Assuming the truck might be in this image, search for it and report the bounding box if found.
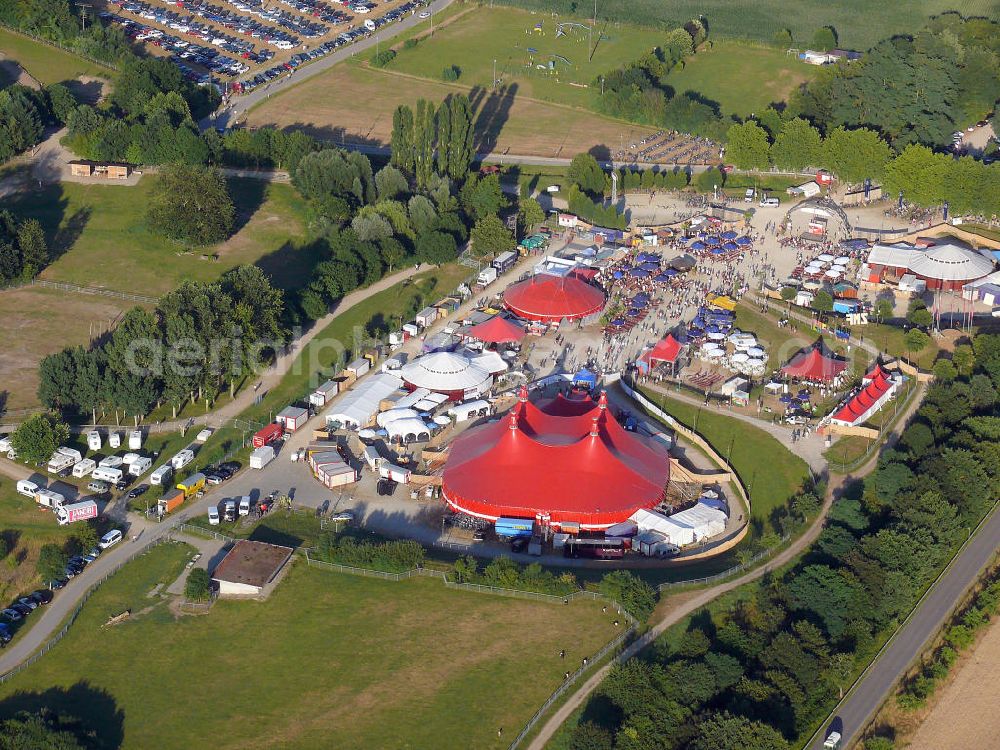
[477,266,498,286]
[252,423,284,448]
[129,456,152,477]
[72,458,97,478]
[177,473,206,499]
[34,489,66,510]
[170,450,194,470]
[56,500,98,526]
[157,489,185,516]
[86,430,102,450]
[149,464,173,486]
[250,445,276,469]
[47,452,75,475]
[492,251,516,274]
[92,466,123,484]
[128,430,142,450]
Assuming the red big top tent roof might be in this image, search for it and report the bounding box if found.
[467,316,526,344]
[780,345,848,382]
[502,273,606,323]
[441,388,670,529]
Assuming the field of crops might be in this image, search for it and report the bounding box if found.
[490,0,1000,50]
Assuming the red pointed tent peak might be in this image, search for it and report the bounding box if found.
[518,384,529,402]
[598,390,609,410]
[645,333,683,364]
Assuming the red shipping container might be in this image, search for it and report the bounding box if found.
[252,423,284,448]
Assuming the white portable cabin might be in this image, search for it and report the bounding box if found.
[35,488,66,509]
[346,358,371,378]
[363,445,381,471]
[309,380,339,408]
[149,464,173,486]
[72,458,97,478]
[128,430,143,450]
[108,431,121,449]
[276,406,309,432]
[91,466,123,483]
[250,445,276,469]
[16,480,38,497]
[378,463,411,484]
[446,399,493,424]
[129,456,152,476]
[415,306,439,328]
[171,450,195,470]
[402,322,419,338]
[86,430,102,450]
[98,455,123,469]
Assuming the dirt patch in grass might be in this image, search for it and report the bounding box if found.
[0,285,135,410]
[249,62,652,158]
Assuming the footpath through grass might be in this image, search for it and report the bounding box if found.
[639,387,811,529]
[0,27,113,85]
[0,543,615,750]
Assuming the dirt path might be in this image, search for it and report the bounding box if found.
[906,616,1000,750]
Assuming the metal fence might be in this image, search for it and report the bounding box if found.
[0,535,173,684]
[658,533,791,591]
[18,278,158,304]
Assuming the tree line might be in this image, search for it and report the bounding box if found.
[0,209,48,284]
[1,0,132,65]
[566,336,1000,750]
[0,83,74,164]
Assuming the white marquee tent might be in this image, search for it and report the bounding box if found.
[324,373,403,429]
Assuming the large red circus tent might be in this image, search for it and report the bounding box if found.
[441,387,670,529]
[502,273,606,323]
[781,344,848,383]
[467,315,526,344]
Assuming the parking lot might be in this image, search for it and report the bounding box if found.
[100,0,427,93]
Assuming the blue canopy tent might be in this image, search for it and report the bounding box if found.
[721,230,738,240]
[573,369,598,388]
[640,261,660,271]
[736,236,752,246]
[723,242,739,251]
[613,270,624,279]
[691,241,706,251]
[610,318,625,326]
[628,267,651,278]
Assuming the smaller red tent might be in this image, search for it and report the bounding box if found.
[637,334,683,374]
[467,316,526,345]
[781,346,848,382]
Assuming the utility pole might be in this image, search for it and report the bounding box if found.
[493,58,497,90]
[589,0,597,60]
[76,2,92,31]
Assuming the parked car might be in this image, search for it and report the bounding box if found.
[10,602,32,617]
[88,480,109,493]
[0,623,12,646]
[222,499,236,522]
[219,461,241,474]
[17,596,38,611]
[330,511,354,523]
[30,590,53,606]
[68,556,87,569]
[207,505,220,525]
[205,473,224,486]
[0,608,21,623]
[82,553,99,565]
[127,484,149,499]
[49,579,67,591]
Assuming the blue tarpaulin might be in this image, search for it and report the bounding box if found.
[574,369,597,386]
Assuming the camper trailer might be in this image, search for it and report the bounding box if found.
[72,459,96,478]
[149,465,173,486]
[86,430,102,450]
[128,430,142,450]
[129,456,152,477]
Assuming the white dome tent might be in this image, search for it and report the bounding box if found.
[399,350,493,399]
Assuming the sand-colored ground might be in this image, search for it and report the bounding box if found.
[248,62,654,159]
[907,615,1000,750]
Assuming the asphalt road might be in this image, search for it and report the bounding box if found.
[807,502,1000,750]
[204,0,457,132]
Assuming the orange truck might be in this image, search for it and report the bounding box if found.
[157,489,184,516]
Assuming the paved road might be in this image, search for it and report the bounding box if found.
[806,502,1000,750]
[204,0,458,132]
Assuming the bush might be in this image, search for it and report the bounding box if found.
[370,49,396,68]
[694,167,724,193]
[185,568,211,600]
[441,65,461,82]
[598,570,657,622]
[454,555,579,596]
[403,38,418,49]
[315,534,425,573]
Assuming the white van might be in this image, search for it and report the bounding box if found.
[16,479,38,497]
[171,449,195,470]
[72,458,96,478]
[98,455,123,469]
[207,505,220,525]
[759,196,780,207]
[92,466,123,484]
[86,430,102,450]
[129,457,152,477]
[0,437,12,454]
[98,529,123,549]
[238,496,251,516]
[128,431,142,450]
[744,188,755,203]
[363,18,376,31]
[149,465,173,486]
[108,432,121,449]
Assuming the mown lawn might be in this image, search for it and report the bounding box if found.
[241,264,470,422]
[640,388,811,528]
[3,176,313,297]
[864,322,939,369]
[0,28,112,86]
[0,543,614,750]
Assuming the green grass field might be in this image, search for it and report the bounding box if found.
[2,176,313,297]
[666,41,815,117]
[490,0,1000,50]
[0,27,113,86]
[0,543,614,750]
[384,7,667,110]
[242,264,470,422]
[640,388,811,528]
